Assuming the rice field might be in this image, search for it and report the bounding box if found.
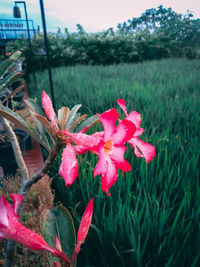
[28,58,200,267]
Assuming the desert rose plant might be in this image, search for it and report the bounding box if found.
[0,52,155,266]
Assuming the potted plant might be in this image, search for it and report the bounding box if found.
[0,128,29,175]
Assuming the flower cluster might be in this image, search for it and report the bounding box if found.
[42,91,156,196]
[0,92,155,263]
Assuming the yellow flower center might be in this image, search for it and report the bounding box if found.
[104,140,112,154]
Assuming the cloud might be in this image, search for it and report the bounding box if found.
[1,0,200,33]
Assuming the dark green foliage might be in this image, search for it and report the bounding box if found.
[118,5,200,47]
[28,59,200,266]
[5,6,200,72]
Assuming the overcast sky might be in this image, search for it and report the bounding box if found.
[0,0,199,33]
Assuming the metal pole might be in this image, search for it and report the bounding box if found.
[14,1,31,46]
[39,0,56,111]
[14,1,35,80]
[23,2,31,45]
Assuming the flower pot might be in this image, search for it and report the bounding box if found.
[0,129,29,175]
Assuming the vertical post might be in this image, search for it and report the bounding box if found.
[39,0,56,111]
[14,1,34,79]
[23,2,31,45]
[14,1,31,46]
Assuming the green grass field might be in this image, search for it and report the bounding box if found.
[28,58,200,267]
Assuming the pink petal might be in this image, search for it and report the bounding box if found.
[74,145,90,155]
[101,157,118,196]
[0,196,8,227]
[59,143,79,187]
[0,197,50,251]
[55,235,62,252]
[116,99,128,116]
[12,221,52,251]
[80,126,88,133]
[110,145,131,172]
[10,194,23,215]
[98,108,119,140]
[67,132,101,150]
[42,91,57,130]
[14,222,69,261]
[0,196,69,262]
[77,198,93,245]
[71,199,93,262]
[134,128,145,137]
[74,132,104,154]
[126,111,142,129]
[128,137,156,163]
[94,142,107,177]
[113,119,136,145]
[94,142,118,195]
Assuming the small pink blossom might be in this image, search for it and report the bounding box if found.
[117,99,156,163]
[6,52,12,57]
[71,198,93,262]
[42,90,57,131]
[59,142,79,187]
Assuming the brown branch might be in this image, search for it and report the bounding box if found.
[0,117,29,182]
[19,141,64,196]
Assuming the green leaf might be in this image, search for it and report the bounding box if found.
[76,114,99,132]
[67,113,80,129]
[69,114,87,131]
[25,99,56,147]
[0,104,51,152]
[57,107,70,130]
[41,206,76,260]
[24,98,45,116]
[0,72,23,93]
[9,50,22,61]
[33,113,57,141]
[31,114,54,150]
[0,51,22,78]
[65,104,81,129]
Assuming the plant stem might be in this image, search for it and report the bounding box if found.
[2,125,64,266]
[19,142,64,196]
[5,241,16,267]
[0,117,29,267]
[0,117,29,182]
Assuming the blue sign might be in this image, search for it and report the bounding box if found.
[0,19,35,41]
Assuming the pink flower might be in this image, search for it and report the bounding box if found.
[117,99,156,163]
[71,198,93,262]
[6,52,12,57]
[41,91,100,187]
[93,108,136,195]
[0,194,69,262]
